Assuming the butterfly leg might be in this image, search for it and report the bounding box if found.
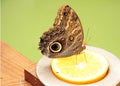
[83,51,87,63]
[79,51,87,63]
[75,55,78,65]
[81,45,87,63]
[75,51,87,65]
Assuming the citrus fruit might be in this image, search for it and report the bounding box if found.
[51,49,109,84]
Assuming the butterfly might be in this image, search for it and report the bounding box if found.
[39,5,85,58]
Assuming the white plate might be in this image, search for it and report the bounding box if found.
[36,46,120,86]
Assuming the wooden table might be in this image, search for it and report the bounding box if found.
[0,41,44,86]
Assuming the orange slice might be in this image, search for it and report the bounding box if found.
[51,50,109,84]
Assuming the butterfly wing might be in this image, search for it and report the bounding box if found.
[39,5,85,58]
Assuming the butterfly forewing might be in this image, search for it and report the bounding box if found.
[39,5,85,58]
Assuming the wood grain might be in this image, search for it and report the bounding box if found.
[24,63,44,86]
[0,41,34,86]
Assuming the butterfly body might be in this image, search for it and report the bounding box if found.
[39,5,85,58]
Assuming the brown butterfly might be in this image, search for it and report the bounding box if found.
[39,5,85,58]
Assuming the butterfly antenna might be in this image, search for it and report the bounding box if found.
[85,28,91,44]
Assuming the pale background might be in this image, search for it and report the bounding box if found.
[1,0,120,62]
